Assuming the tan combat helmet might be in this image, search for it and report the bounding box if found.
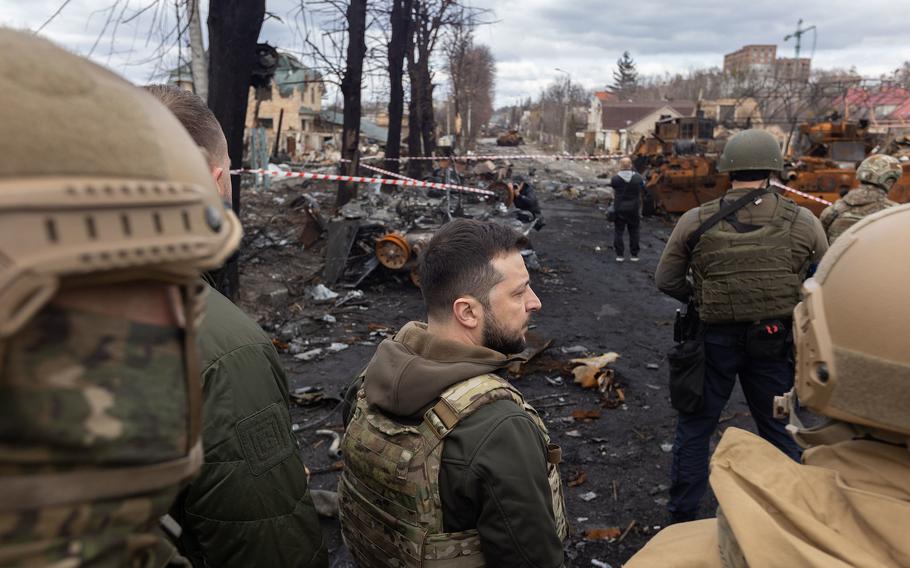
[786,203,910,442]
[0,29,242,337]
[855,154,903,191]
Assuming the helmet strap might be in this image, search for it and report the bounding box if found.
[775,389,909,449]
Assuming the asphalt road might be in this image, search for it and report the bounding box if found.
[270,186,761,567]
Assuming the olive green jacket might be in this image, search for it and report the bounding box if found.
[169,280,327,567]
[342,322,565,568]
[655,188,828,303]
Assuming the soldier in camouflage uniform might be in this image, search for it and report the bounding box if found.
[339,219,567,568]
[0,30,241,566]
[819,154,901,243]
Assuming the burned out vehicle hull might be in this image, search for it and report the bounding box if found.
[642,155,729,214]
[639,118,910,216]
[497,130,524,146]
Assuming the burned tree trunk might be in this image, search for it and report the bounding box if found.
[206,0,265,299]
[337,0,368,208]
[385,0,413,174]
[416,50,436,159]
[406,15,422,179]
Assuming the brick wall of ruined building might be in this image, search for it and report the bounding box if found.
[245,80,326,155]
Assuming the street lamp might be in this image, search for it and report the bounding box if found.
[555,68,571,153]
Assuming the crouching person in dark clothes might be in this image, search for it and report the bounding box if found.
[339,219,567,567]
[610,157,644,262]
[513,176,545,230]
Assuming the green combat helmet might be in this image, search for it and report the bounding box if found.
[0,29,241,566]
[856,154,903,191]
[718,129,783,173]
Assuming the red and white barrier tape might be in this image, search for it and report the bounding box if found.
[359,162,496,196]
[359,162,418,181]
[361,153,624,162]
[232,168,496,196]
[770,180,834,206]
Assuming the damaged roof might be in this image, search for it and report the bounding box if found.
[274,53,322,98]
[165,51,322,98]
[600,101,696,130]
[318,110,389,144]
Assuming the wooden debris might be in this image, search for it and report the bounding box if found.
[618,520,638,543]
[567,470,587,487]
[571,409,602,422]
[584,527,622,540]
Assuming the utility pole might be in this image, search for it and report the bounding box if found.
[784,18,816,59]
[555,68,571,152]
[186,0,207,101]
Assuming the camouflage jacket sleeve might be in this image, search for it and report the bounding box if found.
[440,400,565,568]
[819,204,836,233]
[655,209,700,303]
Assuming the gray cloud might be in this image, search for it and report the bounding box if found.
[4,0,908,107]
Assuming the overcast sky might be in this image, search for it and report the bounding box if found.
[4,0,909,106]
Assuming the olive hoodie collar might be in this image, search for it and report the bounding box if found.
[363,321,517,417]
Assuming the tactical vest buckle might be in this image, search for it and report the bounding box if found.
[423,398,460,440]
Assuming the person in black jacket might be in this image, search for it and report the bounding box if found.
[513,176,545,230]
[610,157,644,262]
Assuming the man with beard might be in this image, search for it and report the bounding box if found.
[338,219,567,568]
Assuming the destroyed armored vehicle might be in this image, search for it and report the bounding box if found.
[634,115,728,215]
[778,119,876,215]
[497,130,524,147]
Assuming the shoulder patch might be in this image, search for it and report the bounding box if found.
[236,402,295,476]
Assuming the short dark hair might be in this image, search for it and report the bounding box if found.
[419,219,528,318]
[144,84,226,164]
[730,169,772,182]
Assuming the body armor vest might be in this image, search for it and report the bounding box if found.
[338,374,567,568]
[691,195,802,323]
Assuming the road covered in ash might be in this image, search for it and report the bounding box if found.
[237,147,760,567]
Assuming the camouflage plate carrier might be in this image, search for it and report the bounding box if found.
[339,374,567,567]
[691,196,803,323]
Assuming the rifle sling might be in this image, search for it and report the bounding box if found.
[686,186,770,252]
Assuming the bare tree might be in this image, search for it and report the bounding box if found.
[296,1,387,205]
[445,24,494,151]
[338,0,368,207]
[207,0,265,298]
[385,0,413,173]
[531,80,588,151]
[406,0,458,174]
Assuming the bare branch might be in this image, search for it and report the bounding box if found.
[122,0,160,24]
[88,1,122,57]
[35,0,74,34]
